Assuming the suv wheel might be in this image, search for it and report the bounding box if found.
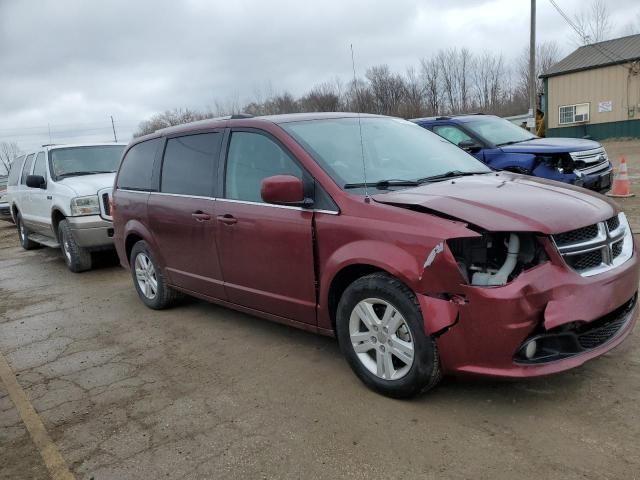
[336,273,442,398]
[16,213,38,250]
[58,219,92,272]
[130,241,178,310]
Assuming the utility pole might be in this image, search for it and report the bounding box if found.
[529,0,537,128]
[110,116,118,142]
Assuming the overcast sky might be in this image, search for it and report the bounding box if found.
[1,0,639,152]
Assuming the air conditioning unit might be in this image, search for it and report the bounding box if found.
[575,113,589,122]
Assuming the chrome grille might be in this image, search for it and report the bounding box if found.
[566,250,603,270]
[607,216,620,232]
[552,213,633,276]
[553,224,598,246]
[570,147,609,174]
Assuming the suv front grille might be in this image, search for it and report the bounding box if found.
[570,147,609,174]
[552,213,632,276]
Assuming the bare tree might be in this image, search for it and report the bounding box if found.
[398,67,426,118]
[473,52,506,112]
[421,56,442,115]
[299,82,342,112]
[134,108,215,137]
[366,65,407,116]
[517,41,560,109]
[0,141,22,175]
[573,0,612,44]
[621,13,640,36]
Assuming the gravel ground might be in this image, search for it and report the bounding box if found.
[1,141,640,479]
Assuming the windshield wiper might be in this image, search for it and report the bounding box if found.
[496,138,536,147]
[417,170,489,183]
[344,179,419,190]
[58,170,114,178]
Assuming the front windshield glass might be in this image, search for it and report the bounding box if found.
[50,145,125,179]
[281,117,490,191]
[464,116,536,146]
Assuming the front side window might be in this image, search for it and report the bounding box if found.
[32,152,47,179]
[161,133,222,197]
[464,116,536,146]
[225,131,302,203]
[8,155,25,186]
[432,125,474,147]
[281,117,489,192]
[117,139,161,191]
[20,154,35,184]
[50,145,125,180]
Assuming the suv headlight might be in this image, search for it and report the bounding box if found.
[70,196,100,216]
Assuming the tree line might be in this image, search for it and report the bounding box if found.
[135,42,560,137]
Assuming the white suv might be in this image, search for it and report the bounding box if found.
[7,143,126,272]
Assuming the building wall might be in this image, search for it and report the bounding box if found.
[546,65,640,129]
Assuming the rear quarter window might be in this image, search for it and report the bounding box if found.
[116,138,161,191]
[8,155,25,186]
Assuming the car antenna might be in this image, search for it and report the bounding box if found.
[351,43,370,203]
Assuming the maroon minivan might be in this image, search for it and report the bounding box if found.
[113,113,638,398]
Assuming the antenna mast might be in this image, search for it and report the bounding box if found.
[350,43,370,202]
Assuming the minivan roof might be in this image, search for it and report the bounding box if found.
[148,112,387,139]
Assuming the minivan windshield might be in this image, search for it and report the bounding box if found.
[50,145,125,180]
[464,116,536,146]
[282,117,491,192]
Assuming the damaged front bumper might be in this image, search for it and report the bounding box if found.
[420,247,639,378]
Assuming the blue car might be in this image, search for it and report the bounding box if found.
[412,114,613,193]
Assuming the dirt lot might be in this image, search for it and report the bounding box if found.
[2,140,640,480]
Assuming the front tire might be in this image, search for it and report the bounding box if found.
[336,273,442,398]
[16,213,38,250]
[130,241,178,310]
[58,219,92,272]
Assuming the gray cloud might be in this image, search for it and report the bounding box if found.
[1,0,639,150]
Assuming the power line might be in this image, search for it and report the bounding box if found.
[547,0,631,69]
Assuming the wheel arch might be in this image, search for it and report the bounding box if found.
[51,209,66,240]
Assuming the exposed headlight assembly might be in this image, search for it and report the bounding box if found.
[70,195,100,216]
[447,232,547,287]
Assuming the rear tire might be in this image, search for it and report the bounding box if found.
[58,219,92,272]
[130,241,178,310]
[336,273,442,398]
[16,213,38,250]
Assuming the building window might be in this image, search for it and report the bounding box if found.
[559,103,590,125]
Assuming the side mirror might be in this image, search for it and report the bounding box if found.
[458,140,482,153]
[26,175,46,189]
[261,175,310,206]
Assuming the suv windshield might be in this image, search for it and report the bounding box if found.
[50,145,125,180]
[282,117,490,191]
[464,116,536,146]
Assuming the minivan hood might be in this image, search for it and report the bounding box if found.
[58,173,115,196]
[500,137,601,154]
[373,173,617,233]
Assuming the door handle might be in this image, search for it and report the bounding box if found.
[217,214,237,225]
[192,211,211,222]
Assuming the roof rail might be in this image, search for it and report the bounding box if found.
[435,116,450,121]
[41,143,61,147]
[230,113,253,119]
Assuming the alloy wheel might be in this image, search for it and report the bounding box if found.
[349,298,415,380]
[135,252,158,299]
